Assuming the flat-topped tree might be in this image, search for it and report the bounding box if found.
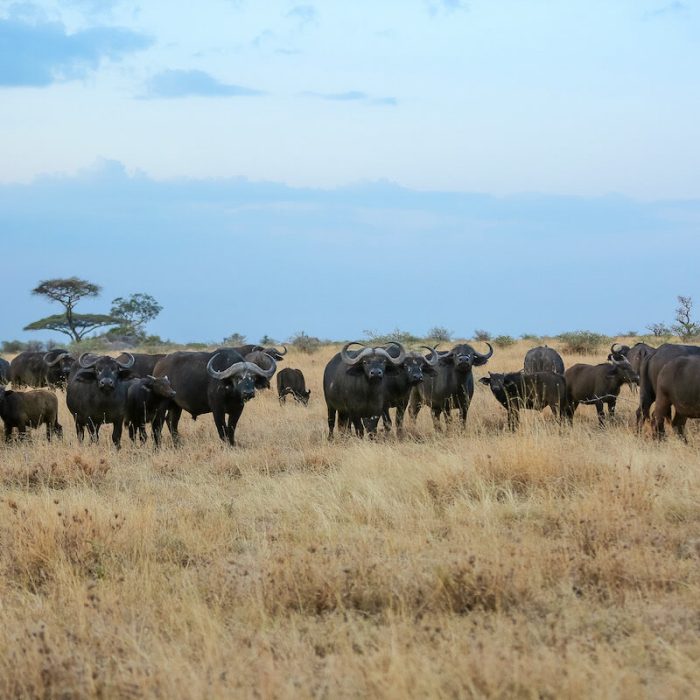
[24,277,119,343]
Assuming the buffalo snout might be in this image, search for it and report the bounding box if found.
[98,378,115,392]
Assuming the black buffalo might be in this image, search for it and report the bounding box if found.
[277,368,310,405]
[0,386,62,441]
[652,355,700,440]
[565,355,639,426]
[408,343,493,430]
[479,371,569,430]
[637,343,700,429]
[323,342,406,439]
[0,358,9,385]
[117,352,166,378]
[10,349,75,387]
[66,353,135,446]
[234,344,287,361]
[377,345,439,435]
[153,348,276,445]
[610,342,655,373]
[523,346,565,375]
[124,375,176,445]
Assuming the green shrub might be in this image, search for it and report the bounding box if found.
[289,331,322,354]
[473,329,491,342]
[557,330,609,355]
[493,335,516,348]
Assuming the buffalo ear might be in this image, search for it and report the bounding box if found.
[73,368,96,382]
[439,356,455,366]
[118,368,135,379]
[423,365,438,376]
[472,356,490,367]
[2,389,13,396]
[384,364,400,375]
[479,376,491,386]
[345,365,365,376]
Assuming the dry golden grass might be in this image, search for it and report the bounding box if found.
[0,341,699,699]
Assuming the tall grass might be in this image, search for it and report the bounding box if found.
[0,340,698,698]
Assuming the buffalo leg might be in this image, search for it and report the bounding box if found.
[607,398,617,421]
[138,425,148,443]
[327,407,337,440]
[431,407,443,431]
[50,421,62,441]
[595,401,605,428]
[353,417,365,438]
[212,407,228,442]
[408,391,422,422]
[382,409,393,433]
[128,422,137,443]
[75,420,86,442]
[338,412,351,435]
[166,405,183,446]
[671,413,688,442]
[226,404,245,446]
[111,421,123,449]
[395,403,407,436]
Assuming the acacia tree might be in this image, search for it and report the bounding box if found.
[109,293,162,339]
[672,296,699,339]
[24,277,118,343]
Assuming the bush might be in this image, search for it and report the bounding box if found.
[289,331,322,354]
[493,335,516,348]
[259,334,278,346]
[646,323,671,338]
[557,330,609,355]
[426,326,452,342]
[363,328,421,345]
[223,332,246,345]
[520,333,540,342]
[473,330,491,342]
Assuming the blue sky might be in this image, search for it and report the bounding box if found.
[0,1,698,342]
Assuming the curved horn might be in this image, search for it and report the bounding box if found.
[275,345,288,356]
[611,343,624,354]
[207,354,248,380]
[207,354,277,380]
[420,345,440,366]
[340,342,373,365]
[610,354,631,367]
[246,359,276,379]
[380,341,407,365]
[116,352,135,369]
[473,342,494,361]
[78,352,99,368]
[43,350,68,366]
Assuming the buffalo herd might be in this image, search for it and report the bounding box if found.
[1,339,700,446]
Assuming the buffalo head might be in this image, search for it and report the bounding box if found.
[340,342,407,381]
[207,353,277,403]
[74,352,135,393]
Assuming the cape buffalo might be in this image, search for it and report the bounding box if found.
[323,342,406,439]
[652,355,700,440]
[0,386,62,441]
[637,343,700,429]
[124,375,176,445]
[408,343,493,430]
[0,358,9,385]
[153,349,276,446]
[10,349,75,387]
[277,368,310,405]
[66,353,135,446]
[234,344,287,361]
[565,355,639,427]
[117,353,165,378]
[479,371,569,430]
[377,345,439,435]
[610,342,655,373]
[523,346,565,375]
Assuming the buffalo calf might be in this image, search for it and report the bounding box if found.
[277,368,310,405]
[480,371,569,430]
[0,386,62,441]
[125,375,176,445]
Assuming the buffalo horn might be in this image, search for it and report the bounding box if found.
[116,352,135,369]
[78,352,99,368]
[474,342,494,361]
[420,345,440,366]
[340,342,374,365]
[43,350,69,366]
[376,341,407,365]
[207,354,277,380]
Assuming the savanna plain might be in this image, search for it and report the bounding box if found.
[0,340,698,699]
